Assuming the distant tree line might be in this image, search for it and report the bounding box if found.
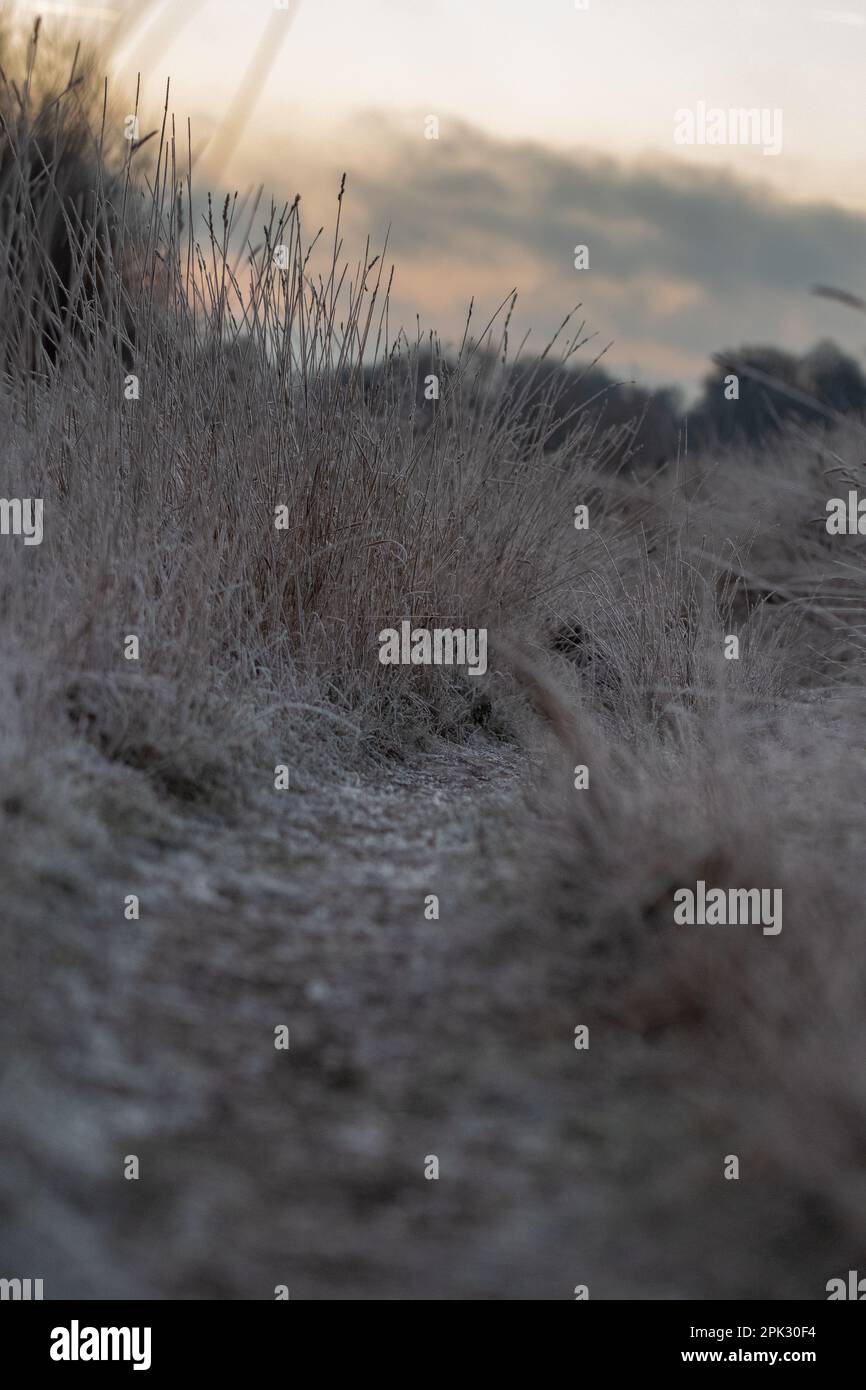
[527,338,866,463]
[389,338,866,468]
[686,340,866,449]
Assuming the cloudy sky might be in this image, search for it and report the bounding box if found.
[22,0,866,395]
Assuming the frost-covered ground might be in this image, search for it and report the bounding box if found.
[3,719,863,1300]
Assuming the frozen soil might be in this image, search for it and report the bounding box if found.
[0,739,855,1300]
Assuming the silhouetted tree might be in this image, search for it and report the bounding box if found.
[687,340,866,449]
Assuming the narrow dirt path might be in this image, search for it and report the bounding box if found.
[3,745,563,1299]
[0,742,841,1298]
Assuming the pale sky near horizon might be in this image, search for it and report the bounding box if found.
[14,0,866,393]
[88,0,866,202]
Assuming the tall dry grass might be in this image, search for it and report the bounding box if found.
[3,26,866,1298]
[0,29,631,819]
